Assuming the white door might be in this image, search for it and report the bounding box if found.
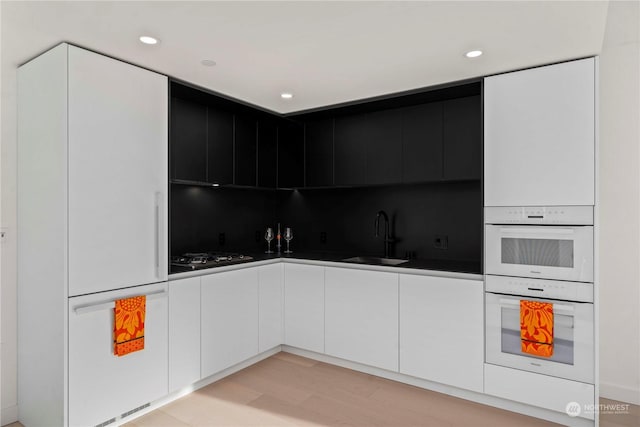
[201,268,259,378]
[484,58,595,207]
[68,282,168,427]
[169,277,201,392]
[399,274,484,392]
[283,263,325,353]
[258,263,283,352]
[325,267,398,371]
[67,46,168,296]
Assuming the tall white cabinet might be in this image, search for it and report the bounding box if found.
[484,58,595,207]
[17,43,168,426]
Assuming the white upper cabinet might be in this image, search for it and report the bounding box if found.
[484,58,595,207]
[67,46,168,296]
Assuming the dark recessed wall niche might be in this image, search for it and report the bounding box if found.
[276,182,482,264]
[171,184,277,256]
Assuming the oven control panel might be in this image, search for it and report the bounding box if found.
[485,275,593,303]
[484,206,593,225]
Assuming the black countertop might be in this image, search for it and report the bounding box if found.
[170,250,481,276]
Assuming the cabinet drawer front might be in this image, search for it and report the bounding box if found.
[68,283,168,427]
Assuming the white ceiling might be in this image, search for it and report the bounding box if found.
[2,1,610,114]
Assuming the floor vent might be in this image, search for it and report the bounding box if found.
[122,402,151,419]
[95,417,116,427]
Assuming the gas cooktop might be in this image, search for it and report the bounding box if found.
[170,252,253,272]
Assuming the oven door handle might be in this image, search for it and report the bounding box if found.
[497,298,575,314]
[499,227,575,235]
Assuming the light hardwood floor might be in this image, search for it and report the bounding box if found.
[6,352,639,426]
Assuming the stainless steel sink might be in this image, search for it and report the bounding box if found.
[341,256,409,266]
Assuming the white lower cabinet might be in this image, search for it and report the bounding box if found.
[325,267,399,371]
[201,268,259,378]
[68,282,168,427]
[284,263,325,352]
[259,264,284,352]
[399,274,484,392]
[484,364,595,420]
[169,277,201,392]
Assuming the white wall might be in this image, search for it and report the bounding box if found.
[598,0,640,405]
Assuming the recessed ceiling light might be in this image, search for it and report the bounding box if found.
[465,50,483,58]
[139,36,158,45]
[211,183,220,187]
[201,59,217,67]
[281,93,294,100]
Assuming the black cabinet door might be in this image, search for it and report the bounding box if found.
[365,109,402,185]
[171,97,207,182]
[207,107,234,184]
[278,121,305,188]
[334,114,367,186]
[443,96,481,180]
[305,118,334,187]
[401,102,443,182]
[234,114,257,186]
[257,119,278,188]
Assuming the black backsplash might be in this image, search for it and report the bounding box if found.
[276,182,482,262]
[171,184,277,255]
[171,181,482,268]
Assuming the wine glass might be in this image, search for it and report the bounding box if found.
[284,227,293,254]
[264,227,274,254]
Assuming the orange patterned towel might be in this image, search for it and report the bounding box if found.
[520,300,554,358]
[114,295,145,356]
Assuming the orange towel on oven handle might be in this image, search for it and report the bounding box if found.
[520,300,554,358]
[114,295,146,356]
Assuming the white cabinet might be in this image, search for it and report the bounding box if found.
[283,264,325,353]
[201,268,259,378]
[67,45,168,296]
[399,274,484,393]
[325,267,399,371]
[258,264,284,352]
[485,364,594,420]
[68,283,168,427]
[484,58,595,207]
[169,277,201,392]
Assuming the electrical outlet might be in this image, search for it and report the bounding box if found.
[255,230,261,243]
[434,235,448,249]
[219,232,226,245]
[320,231,327,244]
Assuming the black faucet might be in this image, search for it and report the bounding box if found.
[374,210,394,258]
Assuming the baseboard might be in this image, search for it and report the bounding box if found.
[1,404,19,426]
[600,382,640,405]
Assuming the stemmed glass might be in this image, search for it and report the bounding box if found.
[264,227,274,254]
[284,227,293,254]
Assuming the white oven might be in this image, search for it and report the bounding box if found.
[485,275,594,384]
[485,206,594,283]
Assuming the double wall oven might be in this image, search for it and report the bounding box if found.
[484,206,594,384]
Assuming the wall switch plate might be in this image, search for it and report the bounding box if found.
[434,235,448,249]
[219,232,226,245]
[320,231,327,244]
[255,230,261,243]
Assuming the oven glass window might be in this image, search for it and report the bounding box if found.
[501,307,574,365]
[501,238,574,268]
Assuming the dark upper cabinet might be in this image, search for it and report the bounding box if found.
[257,119,278,188]
[305,118,334,187]
[278,121,305,188]
[443,96,481,180]
[401,102,443,183]
[365,109,402,185]
[171,97,207,182]
[334,114,367,186]
[234,114,257,186]
[207,107,234,184]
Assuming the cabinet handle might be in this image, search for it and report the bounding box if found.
[73,290,168,315]
[155,192,164,279]
[498,227,575,235]
[497,298,574,314]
